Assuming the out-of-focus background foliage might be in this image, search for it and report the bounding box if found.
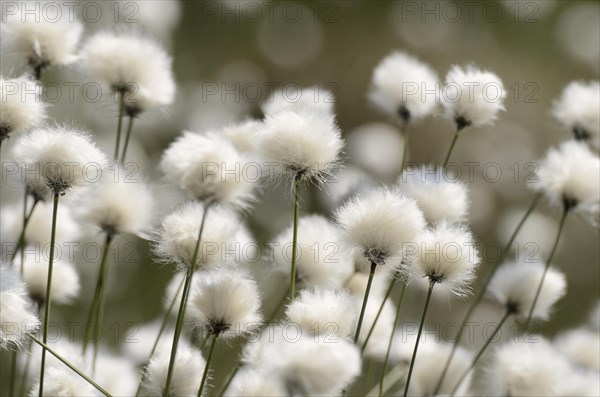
[1,0,599,392]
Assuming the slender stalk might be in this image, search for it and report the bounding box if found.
[92,234,114,373]
[289,177,301,302]
[431,192,542,395]
[18,346,33,396]
[403,280,435,397]
[449,310,511,397]
[362,278,397,353]
[399,129,410,173]
[197,334,217,397]
[367,364,405,397]
[29,335,113,397]
[524,209,568,325]
[9,349,17,396]
[114,91,125,160]
[354,261,378,344]
[11,197,39,265]
[119,115,135,164]
[217,364,239,397]
[379,285,406,396]
[38,193,59,397]
[443,129,461,169]
[163,203,212,396]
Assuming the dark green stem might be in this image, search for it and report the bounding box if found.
[443,129,461,169]
[217,363,240,397]
[353,261,378,344]
[362,278,397,353]
[11,197,39,265]
[92,233,115,373]
[197,334,217,397]
[119,115,135,164]
[9,349,17,396]
[379,284,406,396]
[114,91,125,160]
[289,177,301,302]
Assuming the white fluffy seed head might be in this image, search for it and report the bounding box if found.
[271,215,353,289]
[186,269,262,339]
[487,260,567,320]
[369,51,439,124]
[154,202,240,271]
[443,64,506,129]
[284,287,356,339]
[80,30,175,114]
[1,5,82,68]
[553,81,600,149]
[398,165,469,223]
[142,343,206,397]
[224,368,287,397]
[19,251,80,304]
[220,119,263,153]
[261,86,335,117]
[532,140,600,223]
[10,126,108,197]
[335,187,426,272]
[404,221,480,297]
[0,75,46,141]
[259,110,344,184]
[161,130,257,210]
[78,170,154,236]
[0,264,38,350]
[554,328,600,370]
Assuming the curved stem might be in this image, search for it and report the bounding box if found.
[379,284,406,396]
[38,193,59,397]
[449,310,511,397]
[524,209,568,325]
[119,115,135,164]
[11,197,39,265]
[354,261,378,344]
[443,129,460,169]
[289,177,301,302]
[197,334,217,397]
[432,192,542,395]
[362,278,397,353]
[114,91,125,160]
[163,203,212,396]
[403,280,435,397]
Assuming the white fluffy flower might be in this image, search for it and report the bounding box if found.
[404,221,480,297]
[398,165,469,223]
[0,265,38,349]
[30,365,96,396]
[261,86,335,117]
[224,368,287,397]
[10,127,108,197]
[285,287,356,339]
[532,140,600,221]
[259,110,343,184]
[0,75,46,141]
[369,51,439,123]
[154,202,239,271]
[161,130,257,210]
[78,170,154,236]
[80,31,175,115]
[487,260,567,320]
[271,215,353,288]
[335,187,426,272]
[554,328,600,370]
[443,65,505,129]
[220,119,263,153]
[142,344,206,397]
[1,5,82,70]
[20,251,80,304]
[186,269,262,338]
[553,81,600,149]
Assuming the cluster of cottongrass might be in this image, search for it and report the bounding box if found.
[0,6,598,397]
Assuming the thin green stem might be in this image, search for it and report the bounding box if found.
[114,91,125,160]
[217,364,239,397]
[367,364,404,397]
[443,129,461,169]
[92,234,114,374]
[29,335,113,397]
[197,334,217,397]
[399,129,410,174]
[38,193,59,397]
[11,197,39,265]
[9,349,17,396]
[362,278,397,353]
[119,115,135,164]
[163,203,212,397]
[524,209,568,325]
[403,280,435,397]
[379,284,406,396]
[289,178,301,302]
[431,192,542,395]
[18,343,33,397]
[449,310,511,397]
[354,261,378,344]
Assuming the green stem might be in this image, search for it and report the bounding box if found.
[18,345,33,396]
[114,91,125,160]
[29,335,113,397]
[431,192,542,395]
[11,197,39,265]
[367,364,404,397]
[92,233,115,374]
[163,203,212,397]
[354,261,378,344]
[449,310,511,397]
[9,349,17,397]
[524,209,568,325]
[38,193,59,397]
[362,278,397,353]
[379,285,406,397]
[289,177,301,302]
[403,280,435,397]
[443,129,460,169]
[217,364,239,397]
[119,115,135,164]
[197,334,217,397]
[399,128,410,174]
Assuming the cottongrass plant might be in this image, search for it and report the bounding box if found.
[553,81,600,149]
